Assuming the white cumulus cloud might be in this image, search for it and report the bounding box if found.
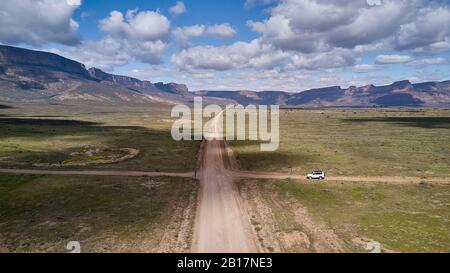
[171,39,288,71]
[244,0,450,69]
[353,64,380,73]
[376,54,414,64]
[0,0,81,46]
[64,9,171,70]
[169,1,186,16]
[99,9,170,42]
[173,23,236,41]
[408,57,448,67]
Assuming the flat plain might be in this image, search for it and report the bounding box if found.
[231,108,450,253]
[0,101,199,252]
[0,102,199,172]
[1,102,449,252]
[231,108,450,177]
[238,179,450,253]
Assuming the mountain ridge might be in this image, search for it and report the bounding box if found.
[1,44,449,107]
[197,80,450,107]
[0,45,196,105]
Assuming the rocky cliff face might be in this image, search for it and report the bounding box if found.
[0,45,90,78]
[154,82,189,94]
[88,68,159,92]
[0,45,191,104]
[287,86,345,105]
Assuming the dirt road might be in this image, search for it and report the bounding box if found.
[192,109,259,253]
[231,171,450,185]
[192,140,258,252]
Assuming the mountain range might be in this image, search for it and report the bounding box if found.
[1,44,449,107]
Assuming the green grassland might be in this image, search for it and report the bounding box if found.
[231,108,450,177]
[230,108,450,252]
[0,174,197,252]
[2,102,450,253]
[0,101,199,172]
[259,179,450,252]
[0,101,199,252]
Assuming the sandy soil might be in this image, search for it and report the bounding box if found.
[191,139,259,253]
[191,109,259,253]
[33,148,139,167]
[239,181,345,253]
[158,179,198,253]
[282,196,345,252]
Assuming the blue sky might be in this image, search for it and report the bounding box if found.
[75,0,264,42]
[1,0,449,91]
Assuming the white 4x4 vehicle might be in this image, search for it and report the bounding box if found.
[307,170,325,180]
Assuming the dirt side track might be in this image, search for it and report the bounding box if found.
[231,171,450,185]
[1,168,449,185]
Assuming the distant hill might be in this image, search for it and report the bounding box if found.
[198,80,450,108]
[1,44,449,107]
